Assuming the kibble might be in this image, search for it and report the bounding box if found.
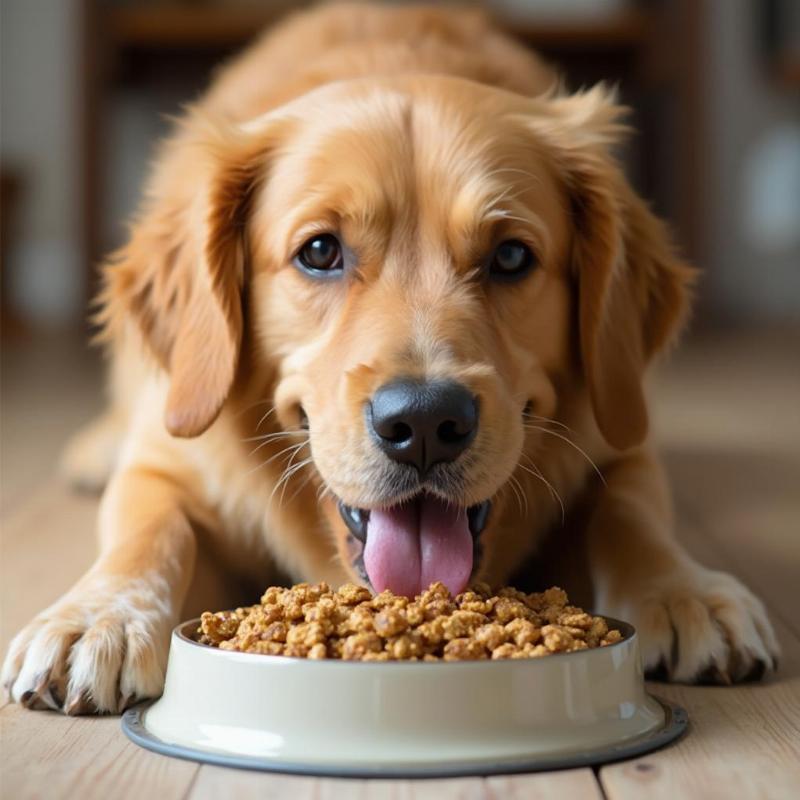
[198,582,623,661]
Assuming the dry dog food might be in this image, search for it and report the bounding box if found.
[198,582,622,661]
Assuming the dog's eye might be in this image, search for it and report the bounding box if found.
[296,234,343,274]
[489,240,536,280]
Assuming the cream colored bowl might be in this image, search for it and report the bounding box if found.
[122,618,686,777]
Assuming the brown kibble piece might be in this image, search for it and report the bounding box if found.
[308,643,327,659]
[602,629,624,646]
[490,642,519,659]
[199,611,241,644]
[505,618,541,647]
[493,598,534,624]
[338,583,373,605]
[374,608,409,637]
[542,624,574,652]
[200,581,622,661]
[385,632,424,659]
[475,623,507,651]
[443,638,487,660]
[342,632,383,660]
[442,610,487,640]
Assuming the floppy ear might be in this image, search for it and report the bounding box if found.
[99,116,283,437]
[536,86,696,450]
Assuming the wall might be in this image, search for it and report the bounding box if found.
[706,0,800,323]
[1,0,82,327]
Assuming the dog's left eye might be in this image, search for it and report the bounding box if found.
[296,234,343,274]
[489,240,536,280]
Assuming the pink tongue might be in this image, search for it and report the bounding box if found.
[363,495,473,597]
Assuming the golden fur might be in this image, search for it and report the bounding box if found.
[4,3,777,714]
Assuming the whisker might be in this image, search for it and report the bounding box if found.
[268,440,308,466]
[270,466,298,508]
[316,482,333,504]
[482,166,541,183]
[245,439,308,477]
[278,442,308,507]
[507,473,528,517]
[246,430,307,458]
[502,475,521,516]
[231,399,275,421]
[249,436,308,463]
[525,425,606,485]
[243,429,300,445]
[256,406,277,431]
[516,459,565,524]
[286,469,316,506]
[486,184,529,210]
[270,457,314,509]
[518,453,553,502]
[524,413,572,433]
[495,212,532,226]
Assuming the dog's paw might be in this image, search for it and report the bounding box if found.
[1,576,172,714]
[608,567,780,684]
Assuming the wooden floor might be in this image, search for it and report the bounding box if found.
[2,329,799,799]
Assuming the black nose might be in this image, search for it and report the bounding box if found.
[367,379,478,474]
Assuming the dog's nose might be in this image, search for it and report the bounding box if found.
[367,379,478,474]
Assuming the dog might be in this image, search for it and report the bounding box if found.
[3,2,778,714]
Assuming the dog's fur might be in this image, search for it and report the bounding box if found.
[3,3,778,714]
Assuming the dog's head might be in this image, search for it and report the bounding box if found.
[107,77,693,595]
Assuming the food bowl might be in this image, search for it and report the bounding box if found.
[122,617,686,777]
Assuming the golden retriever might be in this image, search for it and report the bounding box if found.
[3,2,778,714]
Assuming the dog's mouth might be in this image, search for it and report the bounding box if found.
[337,494,491,597]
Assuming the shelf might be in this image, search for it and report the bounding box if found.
[510,9,649,49]
[773,54,800,87]
[107,3,650,51]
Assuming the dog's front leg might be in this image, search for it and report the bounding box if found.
[586,448,779,684]
[2,467,196,714]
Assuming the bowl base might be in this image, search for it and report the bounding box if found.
[122,696,687,778]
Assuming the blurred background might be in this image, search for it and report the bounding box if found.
[1,0,799,510]
[3,7,799,778]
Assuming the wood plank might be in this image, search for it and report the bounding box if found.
[0,704,198,800]
[0,475,198,800]
[667,455,800,638]
[605,353,800,800]
[0,332,102,516]
[3,331,797,797]
[652,331,800,637]
[0,481,98,710]
[188,766,602,800]
[0,481,98,657]
[600,657,800,800]
[600,517,800,800]
[485,771,604,799]
[189,769,482,800]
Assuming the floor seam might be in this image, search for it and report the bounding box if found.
[179,761,203,800]
[674,485,800,642]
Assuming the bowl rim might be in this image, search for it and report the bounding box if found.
[173,614,636,668]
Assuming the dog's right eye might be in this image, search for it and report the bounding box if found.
[295,234,343,275]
